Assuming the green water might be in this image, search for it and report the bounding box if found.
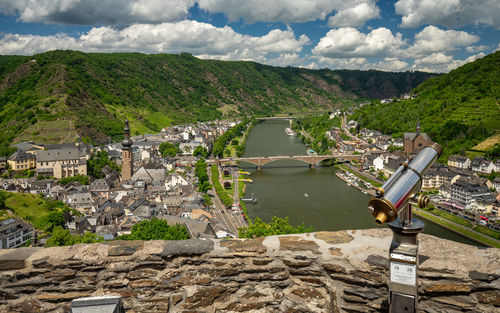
[241,120,479,246]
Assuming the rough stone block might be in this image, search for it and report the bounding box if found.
[279,236,319,253]
[160,239,214,257]
[0,247,42,271]
[315,231,354,244]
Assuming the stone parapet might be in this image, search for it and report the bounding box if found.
[0,229,498,312]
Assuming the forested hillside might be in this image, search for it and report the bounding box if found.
[352,51,500,160]
[0,50,434,155]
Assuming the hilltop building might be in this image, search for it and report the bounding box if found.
[7,151,36,171]
[404,121,432,155]
[121,120,133,181]
[36,147,88,178]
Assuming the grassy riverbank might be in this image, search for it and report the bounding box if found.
[413,207,500,248]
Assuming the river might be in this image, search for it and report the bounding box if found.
[241,119,478,246]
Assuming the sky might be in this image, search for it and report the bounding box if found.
[0,0,499,73]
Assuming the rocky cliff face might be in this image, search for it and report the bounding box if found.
[0,229,498,312]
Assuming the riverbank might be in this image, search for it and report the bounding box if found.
[335,171,375,195]
[336,163,382,188]
[413,207,500,248]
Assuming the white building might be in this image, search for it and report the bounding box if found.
[165,174,189,191]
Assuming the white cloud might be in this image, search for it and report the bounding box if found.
[312,27,405,58]
[0,0,382,26]
[327,2,380,28]
[0,21,309,65]
[407,25,479,56]
[412,52,485,73]
[0,0,196,24]
[198,0,380,25]
[314,56,409,72]
[465,45,489,53]
[395,0,500,29]
[414,52,453,65]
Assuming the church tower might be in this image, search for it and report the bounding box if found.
[121,119,133,181]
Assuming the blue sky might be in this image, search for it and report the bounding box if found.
[0,0,499,72]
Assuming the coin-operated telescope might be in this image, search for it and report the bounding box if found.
[368,142,442,313]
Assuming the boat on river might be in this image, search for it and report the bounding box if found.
[285,127,296,136]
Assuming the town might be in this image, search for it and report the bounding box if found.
[325,114,500,236]
[0,119,251,248]
[1,114,499,249]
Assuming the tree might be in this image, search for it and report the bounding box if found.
[193,146,208,158]
[159,142,180,157]
[194,158,210,193]
[118,218,190,240]
[87,151,120,178]
[45,211,65,232]
[45,226,104,246]
[45,226,73,247]
[59,174,89,186]
[239,217,314,238]
[0,191,7,210]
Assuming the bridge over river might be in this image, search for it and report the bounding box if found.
[207,153,363,170]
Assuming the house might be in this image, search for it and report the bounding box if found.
[471,157,494,174]
[179,141,207,155]
[450,177,492,209]
[66,192,93,214]
[392,138,404,148]
[11,142,44,154]
[383,156,406,176]
[422,166,460,189]
[90,179,111,197]
[159,214,216,239]
[0,218,34,249]
[403,122,432,155]
[493,177,500,192]
[165,174,189,191]
[7,151,36,170]
[36,148,87,178]
[495,160,500,173]
[365,154,385,171]
[129,166,166,184]
[67,216,93,233]
[95,225,116,240]
[447,155,471,169]
[29,179,55,195]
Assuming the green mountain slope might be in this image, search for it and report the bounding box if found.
[352,51,500,160]
[0,50,434,155]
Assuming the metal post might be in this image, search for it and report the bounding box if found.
[387,203,423,313]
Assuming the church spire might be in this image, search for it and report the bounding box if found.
[416,120,421,135]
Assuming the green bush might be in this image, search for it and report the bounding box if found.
[117,218,190,240]
[239,216,314,238]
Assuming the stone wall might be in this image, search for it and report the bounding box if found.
[0,229,498,312]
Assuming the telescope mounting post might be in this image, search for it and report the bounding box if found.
[387,202,424,313]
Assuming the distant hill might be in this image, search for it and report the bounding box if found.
[0,50,435,155]
[352,51,500,160]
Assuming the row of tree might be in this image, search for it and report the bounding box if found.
[212,119,249,157]
[195,158,210,193]
[211,164,233,207]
